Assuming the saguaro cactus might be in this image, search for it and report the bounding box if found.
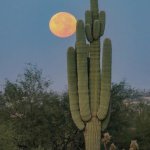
[67,0,112,149]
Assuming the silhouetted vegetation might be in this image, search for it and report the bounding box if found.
[0,65,150,150]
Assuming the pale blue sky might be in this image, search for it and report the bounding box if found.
[0,0,150,91]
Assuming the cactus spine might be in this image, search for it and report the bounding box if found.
[67,0,112,149]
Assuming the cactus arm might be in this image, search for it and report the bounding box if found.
[76,20,86,43]
[85,11,93,42]
[67,47,85,130]
[101,99,111,131]
[76,20,91,121]
[85,24,93,42]
[93,20,100,40]
[97,38,112,120]
[99,11,106,36]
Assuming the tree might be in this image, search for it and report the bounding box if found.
[107,81,141,149]
[0,64,83,149]
[134,103,150,150]
[0,65,149,149]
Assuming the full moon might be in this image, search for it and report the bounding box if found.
[49,12,77,38]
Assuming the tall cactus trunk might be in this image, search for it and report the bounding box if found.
[67,0,112,149]
[84,117,101,150]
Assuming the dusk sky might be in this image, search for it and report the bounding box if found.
[0,0,150,91]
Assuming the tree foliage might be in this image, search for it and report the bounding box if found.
[0,66,150,150]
